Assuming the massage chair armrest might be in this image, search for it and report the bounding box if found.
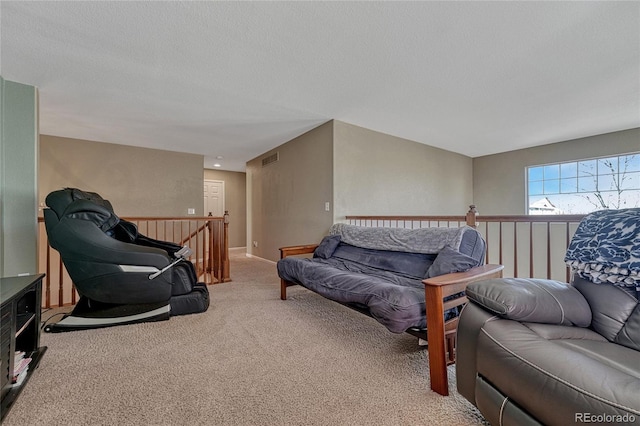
[135,234,184,257]
[465,277,592,327]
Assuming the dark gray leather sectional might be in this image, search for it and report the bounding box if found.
[457,277,640,425]
[457,208,640,425]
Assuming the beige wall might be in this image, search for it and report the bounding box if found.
[247,121,333,261]
[247,120,476,262]
[473,128,640,214]
[333,121,474,219]
[39,135,204,217]
[203,169,247,248]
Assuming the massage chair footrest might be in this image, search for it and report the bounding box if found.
[170,283,210,316]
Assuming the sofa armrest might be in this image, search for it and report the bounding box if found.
[424,264,505,297]
[422,264,504,396]
[465,278,592,327]
[279,244,319,259]
[278,244,319,300]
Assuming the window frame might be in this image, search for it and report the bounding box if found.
[525,152,640,215]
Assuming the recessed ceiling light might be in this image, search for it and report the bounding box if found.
[216,156,224,159]
[213,163,221,168]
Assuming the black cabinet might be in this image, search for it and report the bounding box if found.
[1,274,47,421]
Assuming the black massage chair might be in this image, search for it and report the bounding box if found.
[43,188,210,332]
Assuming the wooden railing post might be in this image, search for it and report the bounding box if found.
[207,218,214,284]
[465,205,478,228]
[58,257,64,307]
[222,211,231,282]
[45,240,51,309]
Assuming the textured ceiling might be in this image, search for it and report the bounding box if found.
[1,1,639,172]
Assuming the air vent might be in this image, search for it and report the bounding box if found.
[262,152,279,167]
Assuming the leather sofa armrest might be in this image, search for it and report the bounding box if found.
[465,278,592,327]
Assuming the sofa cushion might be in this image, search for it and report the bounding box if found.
[313,235,341,259]
[466,278,592,327]
[573,276,640,351]
[477,319,640,423]
[277,256,426,333]
[426,246,480,278]
[331,243,435,280]
[554,338,640,379]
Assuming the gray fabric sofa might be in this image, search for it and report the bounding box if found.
[456,208,640,425]
[278,224,487,333]
[277,223,504,395]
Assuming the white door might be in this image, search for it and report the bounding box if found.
[204,180,225,217]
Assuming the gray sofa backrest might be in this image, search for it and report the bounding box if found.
[324,224,486,279]
[329,224,485,259]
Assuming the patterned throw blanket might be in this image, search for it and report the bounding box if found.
[564,208,640,290]
[329,223,469,254]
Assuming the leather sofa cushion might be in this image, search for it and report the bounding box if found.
[477,319,640,424]
[573,276,640,351]
[555,339,640,379]
[466,278,592,327]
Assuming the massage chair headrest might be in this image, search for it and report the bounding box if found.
[45,188,119,232]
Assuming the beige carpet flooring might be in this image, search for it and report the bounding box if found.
[3,249,486,426]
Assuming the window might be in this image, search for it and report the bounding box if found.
[527,153,640,214]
